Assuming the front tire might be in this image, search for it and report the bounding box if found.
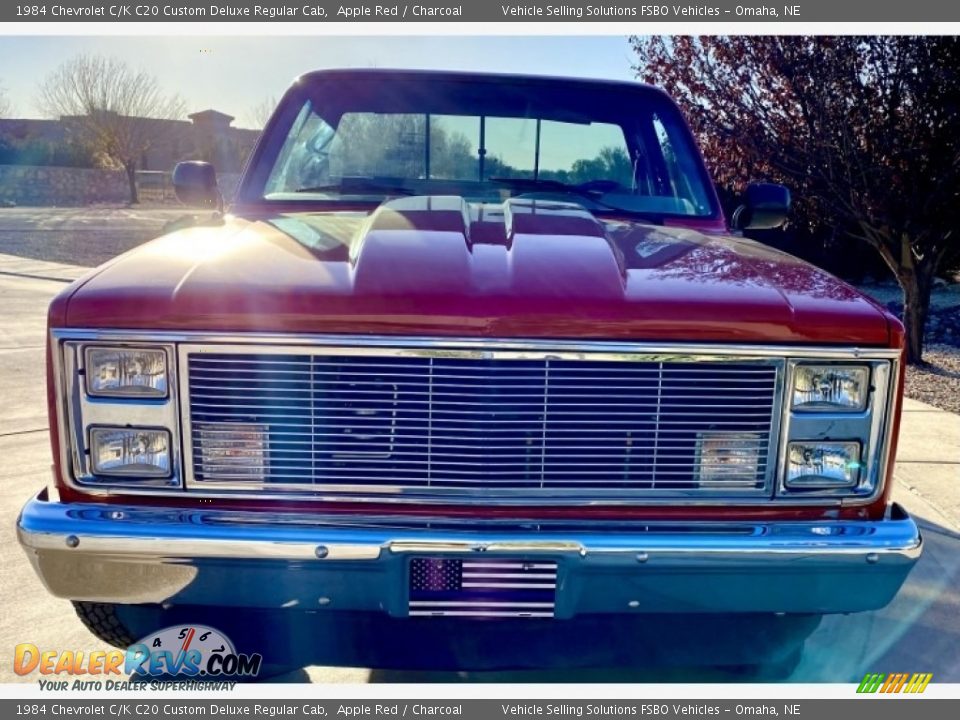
[70,602,298,680]
[72,601,138,648]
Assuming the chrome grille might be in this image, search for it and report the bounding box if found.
[185,350,780,499]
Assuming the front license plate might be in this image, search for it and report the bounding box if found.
[408,557,558,618]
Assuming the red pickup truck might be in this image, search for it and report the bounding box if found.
[17,70,920,675]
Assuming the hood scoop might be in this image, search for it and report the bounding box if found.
[350,194,625,298]
[363,195,473,242]
[358,195,608,251]
[502,197,608,241]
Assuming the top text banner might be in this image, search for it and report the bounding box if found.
[5,0,960,23]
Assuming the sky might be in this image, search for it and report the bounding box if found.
[0,36,637,127]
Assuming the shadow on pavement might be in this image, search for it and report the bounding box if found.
[267,511,960,684]
[795,513,960,683]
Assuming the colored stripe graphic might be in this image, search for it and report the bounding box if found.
[905,673,933,693]
[857,672,932,694]
[857,673,884,693]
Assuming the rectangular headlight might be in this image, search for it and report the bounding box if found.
[85,346,168,398]
[786,441,861,489]
[792,365,868,412]
[90,427,171,478]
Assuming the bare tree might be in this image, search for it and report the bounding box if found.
[632,36,960,363]
[37,55,185,204]
[248,96,278,129]
[0,80,11,118]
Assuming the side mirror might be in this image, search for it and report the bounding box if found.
[731,182,791,231]
[172,161,221,211]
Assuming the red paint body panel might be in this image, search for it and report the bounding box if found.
[59,198,892,346]
[46,199,903,521]
[872,328,908,515]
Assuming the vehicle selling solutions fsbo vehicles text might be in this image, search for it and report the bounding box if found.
[499,5,791,17]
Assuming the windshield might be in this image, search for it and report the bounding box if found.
[255,74,717,219]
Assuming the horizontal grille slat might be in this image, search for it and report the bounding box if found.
[191,399,776,410]
[192,448,770,460]
[191,433,770,446]
[187,349,780,499]
[193,459,769,471]
[190,358,774,373]
[189,475,765,486]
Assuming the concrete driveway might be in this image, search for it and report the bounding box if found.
[0,206,194,268]
[1,251,958,684]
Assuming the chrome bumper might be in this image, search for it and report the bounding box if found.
[17,491,921,616]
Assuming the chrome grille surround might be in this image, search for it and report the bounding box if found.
[51,331,901,506]
[183,346,784,501]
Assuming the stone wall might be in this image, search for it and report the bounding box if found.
[0,165,244,207]
[0,165,129,206]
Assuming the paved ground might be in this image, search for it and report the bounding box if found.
[0,206,191,267]
[1,247,958,685]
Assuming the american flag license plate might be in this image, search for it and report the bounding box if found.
[408,557,558,618]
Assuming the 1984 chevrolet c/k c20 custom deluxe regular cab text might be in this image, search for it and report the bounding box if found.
[17,69,921,674]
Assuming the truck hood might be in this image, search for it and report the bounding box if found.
[61,196,892,344]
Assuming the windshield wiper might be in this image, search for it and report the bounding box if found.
[294,178,415,196]
[489,177,663,223]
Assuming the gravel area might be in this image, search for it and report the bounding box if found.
[857,279,960,311]
[905,344,960,414]
[857,280,960,347]
[857,281,960,413]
